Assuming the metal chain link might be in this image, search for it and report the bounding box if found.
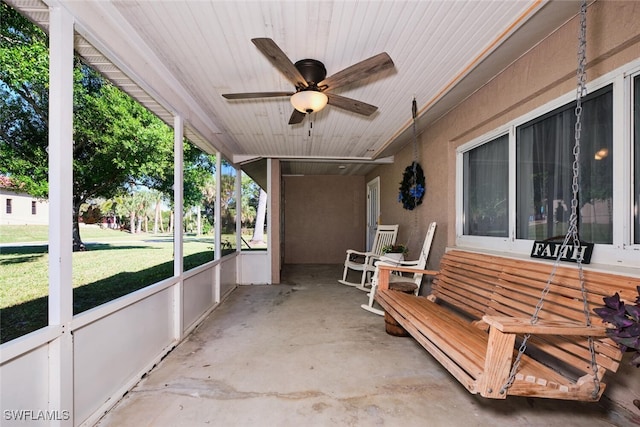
[572,0,601,398]
[410,98,419,248]
[500,0,599,398]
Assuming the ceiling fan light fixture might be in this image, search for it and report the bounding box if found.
[290,90,328,114]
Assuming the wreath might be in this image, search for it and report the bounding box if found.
[398,161,425,210]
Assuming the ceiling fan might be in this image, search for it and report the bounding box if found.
[222,38,394,125]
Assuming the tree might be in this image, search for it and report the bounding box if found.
[219,173,236,233]
[251,189,267,244]
[239,173,259,225]
[182,144,216,234]
[1,4,175,250]
[149,189,166,233]
[0,2,49,198]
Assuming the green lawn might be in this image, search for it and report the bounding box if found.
[0,224,140,243]
[0,225,219,343]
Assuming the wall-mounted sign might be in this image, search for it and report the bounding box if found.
[530,240,594,264]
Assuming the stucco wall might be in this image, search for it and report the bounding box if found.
[369,0,640,269]
[367,0,640,413]
[283,175,365,264]
[372,144,448,273]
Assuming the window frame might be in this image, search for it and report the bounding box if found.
[631,73,640,245]
[6,198,12,214]
[456,59,640,268]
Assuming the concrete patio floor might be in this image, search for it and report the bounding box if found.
[97,264,638,427]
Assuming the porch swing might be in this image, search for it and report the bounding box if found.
[374,0,635,401]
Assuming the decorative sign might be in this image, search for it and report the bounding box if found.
[530,240,594,264]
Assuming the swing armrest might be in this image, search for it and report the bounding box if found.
[482,316,608,336]
[377,264,438,291]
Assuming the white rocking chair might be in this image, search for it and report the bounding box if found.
[361,221,436,315]
[338,224,399,290]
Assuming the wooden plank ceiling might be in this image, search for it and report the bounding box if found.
[7,0,581,176]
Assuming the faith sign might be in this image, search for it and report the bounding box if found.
[530,240,594,264]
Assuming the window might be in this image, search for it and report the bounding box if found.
[31,200,36,215]
[463,135,508,237]
[516,86,613,243]
[634,75,640,244]
[72,76,176,314]
[183,141,215,270]
[5,199,12,214]
[241,172,267,251]
[457,63,640,267]
[220,158,237,255]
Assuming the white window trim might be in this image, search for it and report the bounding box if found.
[456,59,640,271]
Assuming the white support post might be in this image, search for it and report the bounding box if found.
[48,5,74,426]
[214,154,222,303]
[215,154,222,261]
[235,166,242,251]
[173,116,184,339]
[266,159,273,284]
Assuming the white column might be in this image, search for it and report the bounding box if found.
[266,159,273,284]
[48,5,74,426]
[235,166,242,251]
[173,115,184,339]
[214,154,222,260]
[214,154,222,303]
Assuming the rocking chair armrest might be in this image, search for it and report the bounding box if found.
[482,315,608,336]
[346,249,375,257]
[378,257,422,267]
[367,253,384,263]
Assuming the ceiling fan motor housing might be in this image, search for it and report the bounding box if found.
[294,59,327,87]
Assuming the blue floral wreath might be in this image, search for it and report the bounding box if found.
[398,161,425,210]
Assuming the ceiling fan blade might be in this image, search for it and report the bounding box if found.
[252,38,308,89]
[319,52,394,91]
[288,109,306,125]
[222,91,293,100]
[326,93,377,116]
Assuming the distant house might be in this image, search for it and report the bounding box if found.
[0,176,49,225]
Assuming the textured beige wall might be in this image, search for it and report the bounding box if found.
[283,175,365,264]
[367,0,640,411]
[369,0,640,271]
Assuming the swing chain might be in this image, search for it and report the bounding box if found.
[500,0,599,398]
[411,98,419,244]
[573,0,601,398]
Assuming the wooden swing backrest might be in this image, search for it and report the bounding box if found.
[431,250,636,380]
[483,255,636,378]
[430,250,500,320]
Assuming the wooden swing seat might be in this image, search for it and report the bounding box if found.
[375,250,638,401]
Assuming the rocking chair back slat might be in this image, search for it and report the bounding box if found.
[339,224,399,290]
[373,227,399,254]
